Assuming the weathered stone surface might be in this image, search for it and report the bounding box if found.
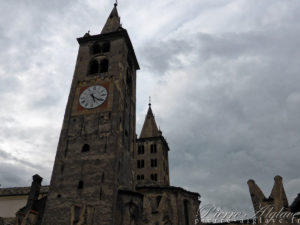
[134,105,170,186]
[41,4,139,225]
[0,217,15,225]
[0,187,48,197]
[137,186,200,225]
[140,105,160,139]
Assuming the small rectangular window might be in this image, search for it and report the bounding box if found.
[151,159,157,167]
[138,145,144,154]
[137,160,144,168]
[151,144,157,153]
[78,181,84,189]
[151,173,157,181]
[141,160,144,168]
[137,174,144,180]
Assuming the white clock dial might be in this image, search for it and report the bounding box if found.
[79,85,108,109]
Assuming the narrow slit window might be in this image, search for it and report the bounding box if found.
[73,206,81,224]
[61,164,64,173]
[81,144,90,152]
[78,181,84,189]
[156,196,162,207]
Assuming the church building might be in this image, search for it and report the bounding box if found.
[1,4,299,225]
[0,4,200,225]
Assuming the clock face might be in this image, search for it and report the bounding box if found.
[79,85,108,109]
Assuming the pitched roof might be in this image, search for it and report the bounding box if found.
[140,104,160,138]
[101,4,121,34]
[0,186,49,197]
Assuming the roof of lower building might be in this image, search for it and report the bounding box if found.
[291,193,300,213]
[0,186,49,197]
[136,184,200,197]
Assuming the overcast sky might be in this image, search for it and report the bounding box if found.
[0,0,300,215]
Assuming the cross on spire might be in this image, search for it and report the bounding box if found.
[149,96,151,107]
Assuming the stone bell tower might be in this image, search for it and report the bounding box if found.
[42,4,139,224]
[134,103,170,186]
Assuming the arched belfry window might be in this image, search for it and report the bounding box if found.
[102,42,110,53]
[92,44,101,54]
[90,41,110,55]
[89,60,99,74]
[100,59,108,73]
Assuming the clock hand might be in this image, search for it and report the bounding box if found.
[93,96,104,101]
[90,94,96,102]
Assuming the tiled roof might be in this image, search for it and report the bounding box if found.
[0,186,49,197]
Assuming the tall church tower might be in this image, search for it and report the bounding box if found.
[42,4,139,224]
[134,103,170,186]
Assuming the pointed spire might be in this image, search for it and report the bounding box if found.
[269,175,289,209]
[101,3,121,34]
[247,179,266,212]
[140,102,160,138]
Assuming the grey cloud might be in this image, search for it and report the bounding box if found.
[0,162,35,188]
[0,149,43,170]
[143,24,300,210]
[140,39,193,74]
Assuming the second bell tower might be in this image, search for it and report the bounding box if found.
[42,4,139,224]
